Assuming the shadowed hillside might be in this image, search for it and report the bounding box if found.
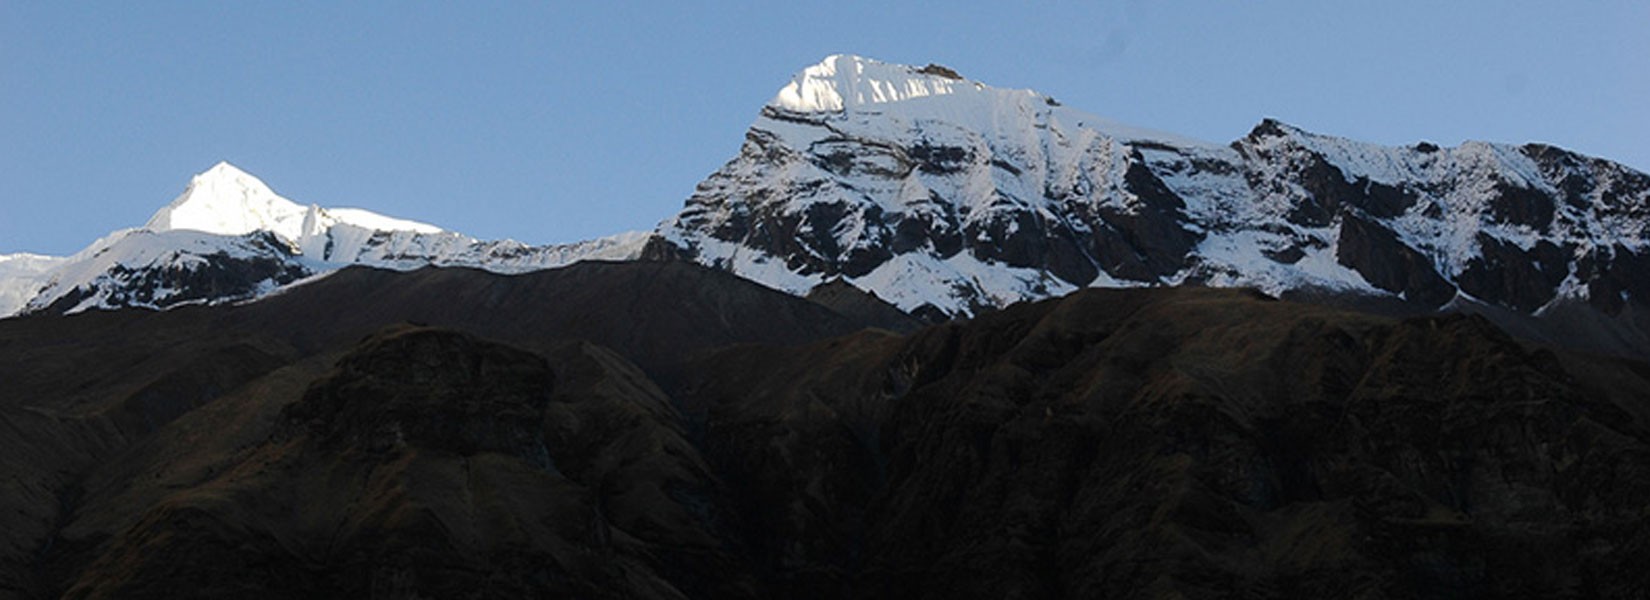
[2,263,1648,598]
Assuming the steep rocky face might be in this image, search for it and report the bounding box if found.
[1334,212,1455,307]
[656,55,1650,326]
[1233,120,1650,315]
[18,230,313,315]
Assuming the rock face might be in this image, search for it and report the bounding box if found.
[655,55,1650,327]
[35,231,313,314]
[3,265,1649,598]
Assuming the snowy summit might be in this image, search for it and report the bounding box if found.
[144,161,443,242]
[769,54,978,113]
[659,54,1650,324]
[4,53,1650,359]
[0,161,648,317]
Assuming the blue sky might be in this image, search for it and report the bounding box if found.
[3,2,1645,255]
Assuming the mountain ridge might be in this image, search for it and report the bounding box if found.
[4,54,1648,359]
[656,55,1650,322]
[0,162,650,317]
[143,161,443,241]
[5,264,1648,597]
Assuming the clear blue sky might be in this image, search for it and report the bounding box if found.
[3,2,1645,256]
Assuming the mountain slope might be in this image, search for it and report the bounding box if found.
[4,275,1649,598]
[6,162,649,317]
[0,259,884,597]
[654,54,1650,326]
[6,55,1649,360]
[142,161,444,241]
[57,328,746,599]
[0,254,65,316]
[674,287,1650,598]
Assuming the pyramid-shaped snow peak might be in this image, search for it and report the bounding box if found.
[142,162,444,244]
[4,160,647,318]
[143,161,310,240]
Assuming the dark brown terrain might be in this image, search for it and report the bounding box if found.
[3,260,1649,598]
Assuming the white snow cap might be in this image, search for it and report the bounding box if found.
[143,161,441,242]
[144,162,309,239]
[769,54,977,113]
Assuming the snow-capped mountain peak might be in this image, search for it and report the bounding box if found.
[764,55,1217,161]
[143,161,443,243]
[8,54,1650,359]
[769,54,983,113]
[661,54,1650,325]
[144,161,308,239]
[3,162,648,318]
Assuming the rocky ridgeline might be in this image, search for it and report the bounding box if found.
[7,55,1648,358]
[655,55,1650,326]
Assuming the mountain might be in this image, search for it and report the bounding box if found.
[5,53,1650,599]
[0,254,64,315]
[2,162,649,317]
[653,55,1650,329]
[3,265,1648,598]
[0,260,890,598]
[3,52,1650,356]
[673,287,1650,598]
[6,54,1650,358]
[804,278,926,334]
[141,161,446,241]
